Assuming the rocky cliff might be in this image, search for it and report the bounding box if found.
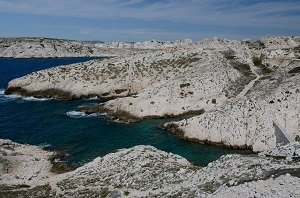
[4,36,300,152]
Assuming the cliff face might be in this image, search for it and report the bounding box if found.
[4,36,300,152]
[167,72,300,152]
[164,37,300,152]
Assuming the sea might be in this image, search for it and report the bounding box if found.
[0,57,249,167]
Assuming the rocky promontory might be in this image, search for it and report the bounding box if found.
[4,36,300,152]
[1,139,300,197]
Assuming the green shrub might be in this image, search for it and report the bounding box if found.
[262,67,273,74]
[252,57,273,74]
[223,50,236,60]
[252,57,262,66]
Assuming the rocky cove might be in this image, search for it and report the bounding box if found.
[1,36,300,197]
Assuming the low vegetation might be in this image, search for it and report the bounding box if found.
[223,50,236,60]
[252,57,273,74]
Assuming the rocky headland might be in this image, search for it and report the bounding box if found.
[5,36,300,152]
[1,139,300,197]
[2,36,300,196]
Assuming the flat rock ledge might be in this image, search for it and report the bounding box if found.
[1,139,300,197]
[76,104,205,123]
[0,139,55,186]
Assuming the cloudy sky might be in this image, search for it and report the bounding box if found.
[0,0,299,41]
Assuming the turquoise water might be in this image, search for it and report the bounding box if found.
[0,58,249,167]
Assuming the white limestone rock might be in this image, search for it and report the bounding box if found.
[260,142,300,160]
[167,71,300,152]
[95,39,195,50]
[0,139,55,186]
[6,39,253,102]
[4,36,300,152]
[2,140,300,197]
[0,37,148,58]
[81,39,256,120]
[212,174,300,198]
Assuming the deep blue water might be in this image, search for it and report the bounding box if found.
[0,57,249,167]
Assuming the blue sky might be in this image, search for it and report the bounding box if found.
[0,0,299,41]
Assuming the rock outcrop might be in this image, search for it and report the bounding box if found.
[0,139,54,186]
[166,70,300,152]
[163,36,300,152]
[4,36,300,152]
[95,39,195,49]
[0,37,147,58]
[1,139,300,197]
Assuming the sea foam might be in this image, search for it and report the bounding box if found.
[66,111,98,118]
[0,89,21,102]
[0,89,50,102]
[23,96,50,101]
[38,143,52,149]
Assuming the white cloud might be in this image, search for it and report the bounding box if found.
[0,0,299,30]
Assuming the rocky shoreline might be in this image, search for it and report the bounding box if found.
[2,36,300,196]
[1,139,300,197]
[5,36,299,152]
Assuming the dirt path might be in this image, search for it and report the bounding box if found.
[236,63,262,99]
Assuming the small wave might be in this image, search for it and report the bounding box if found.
[112,119,129,124]
[86,96,99,100]
[38,143,52,149]
[0,90,21,102]
[23,97,50,101]
[66,111,98,118]
[0,90,50,102]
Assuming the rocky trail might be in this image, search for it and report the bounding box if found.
[236,62,262,99]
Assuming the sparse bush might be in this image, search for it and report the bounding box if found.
[223,50,236,60]
[180,83,190,88]
[263,67,273,74]
[252,57,273,74]
[294,45,300,52]
[252,57,262,66]
[230,61,252,75]
[258,41,266,49]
